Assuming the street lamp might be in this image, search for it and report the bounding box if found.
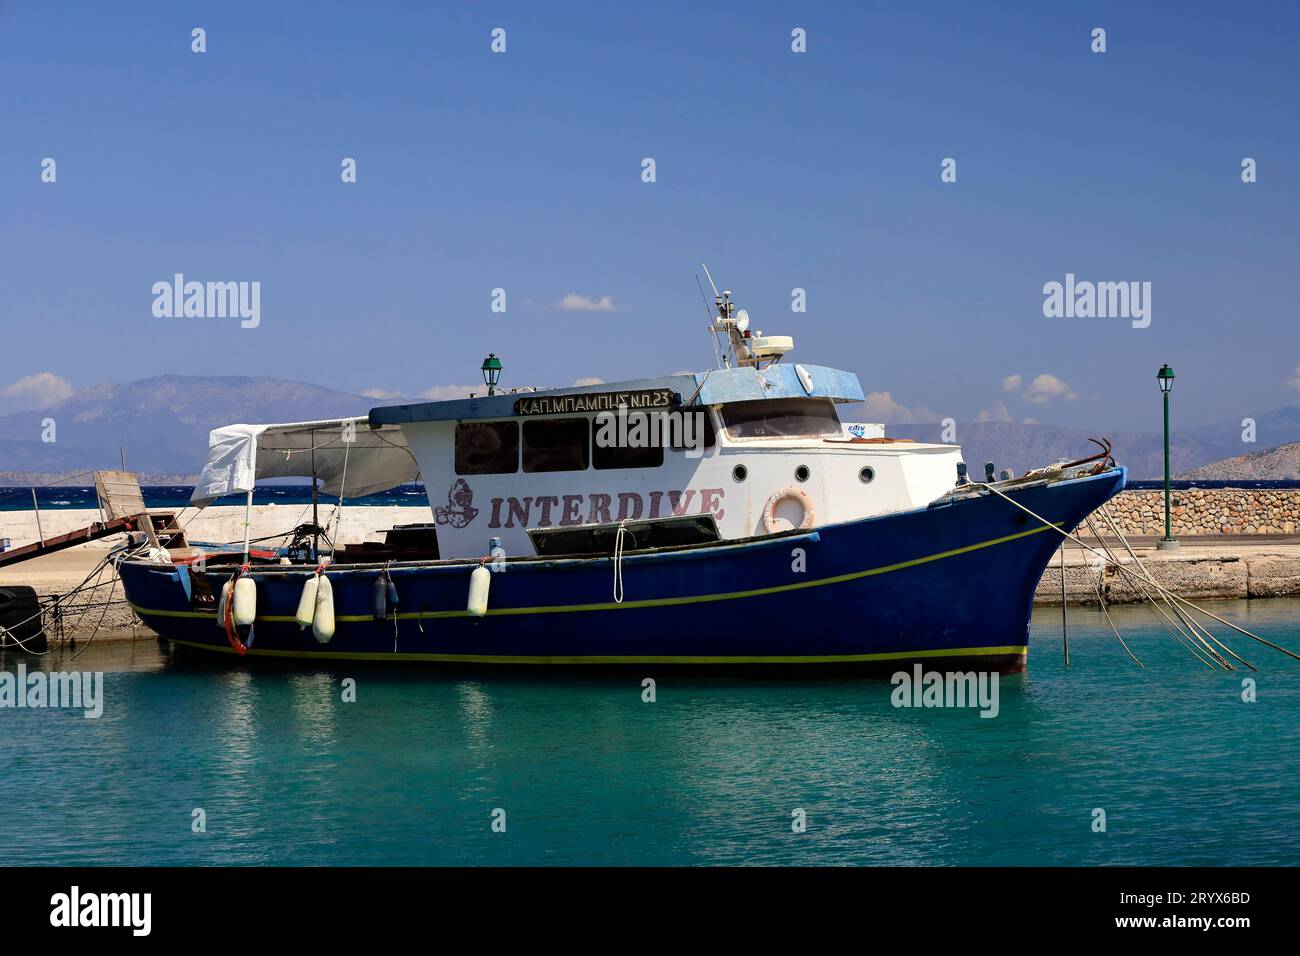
[1157,364,1178,550]
[481,353,502,396]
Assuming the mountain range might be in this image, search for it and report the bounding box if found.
[1,375,1298,483]
[0,375,388,481]
[1179,441,1300,480]
[893,407,1300,481]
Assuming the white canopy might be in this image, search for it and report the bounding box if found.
[190,417,420,507]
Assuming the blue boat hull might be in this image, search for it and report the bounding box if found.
[119,468,1126,672]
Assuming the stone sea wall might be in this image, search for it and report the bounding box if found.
[1103,488,1300,537]
[1033,547,1300,605]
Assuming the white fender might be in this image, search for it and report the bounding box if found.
[216,580,232,628]
[295,574,319,629]
[312,574,336,644]
[233,576,257,627]
[467,565,491,618]
[762,485,816,534]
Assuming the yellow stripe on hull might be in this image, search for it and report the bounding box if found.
[165,638,1028,665]
[129,521,1059,623]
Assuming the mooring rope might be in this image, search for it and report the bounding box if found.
[0,533,152,655]
[972,479,1300,664]
[612,520,635,604]
[1091,567,1145,667]
[1093,508,1259,671]
[1085,513,1229,670]
[327,438,352,557]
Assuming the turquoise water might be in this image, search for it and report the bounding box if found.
[3,599,1299,866]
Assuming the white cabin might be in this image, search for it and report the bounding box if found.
[369,363,962,560]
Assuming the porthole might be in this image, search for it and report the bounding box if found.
[859,466,875,484]
[732,464,748,483]
[794,464,811,483]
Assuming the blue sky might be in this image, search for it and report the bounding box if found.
[2,0,1297,429]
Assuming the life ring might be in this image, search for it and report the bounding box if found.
[763,485,816,534]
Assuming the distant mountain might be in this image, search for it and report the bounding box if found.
[891,407,1300,480]
[1178,441,1300,480]
[0,374,1296,483]
[0,375,389,478]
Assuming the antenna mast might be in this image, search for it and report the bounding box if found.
[697,260,795,370]
[701,261,737,368]
[696,274,724,370]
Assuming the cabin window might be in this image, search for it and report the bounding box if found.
[668,408,716,452]
[523,418,590,473]
[455,422,519,475]
[593,428,665,470]
[720,398,842,440]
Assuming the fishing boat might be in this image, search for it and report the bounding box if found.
[116,280,1126,672]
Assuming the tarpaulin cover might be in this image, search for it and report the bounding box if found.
[190,418,419,507]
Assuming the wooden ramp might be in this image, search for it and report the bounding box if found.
[95,470,147,521]
[0,471,183,568]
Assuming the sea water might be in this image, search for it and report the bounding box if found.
[0,485,430,511]
[2,598,1298,866]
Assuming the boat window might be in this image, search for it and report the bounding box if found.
[454,422,519,475]
[668,408,716,452]
[523,417,590,473]
[720,398,842,440]
[593,425,665,470]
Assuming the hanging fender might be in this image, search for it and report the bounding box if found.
[295,573,319,629]
[372,574,388,621]
[313,573,336,644]
[467,564,491,617]
[221,565,254,656]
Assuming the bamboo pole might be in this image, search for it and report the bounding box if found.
[32,488,44,546]
[1059,544,1069,667]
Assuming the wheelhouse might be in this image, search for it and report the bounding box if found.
[370,364,963,561]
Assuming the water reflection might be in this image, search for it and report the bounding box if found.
[1,600,1297,865]
[289,673,338,749]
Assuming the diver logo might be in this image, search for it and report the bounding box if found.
[50,887,151,936]
[435,479,479,528]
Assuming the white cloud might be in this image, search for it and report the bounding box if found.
[1001,374,1022,393]
[860,391,938,424]
[557,293,620,312]
[362,387,402,399]
[1,372,74,413]
[1022,373,1077,405]
[1022,417,1040,425]
[975,401,1014,423]
[572,377,604,387]
[420,384,483,401]
[1287,365,1300,391]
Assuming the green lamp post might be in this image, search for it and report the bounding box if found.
[481,353,502,397]
[1156,364,1178,550]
